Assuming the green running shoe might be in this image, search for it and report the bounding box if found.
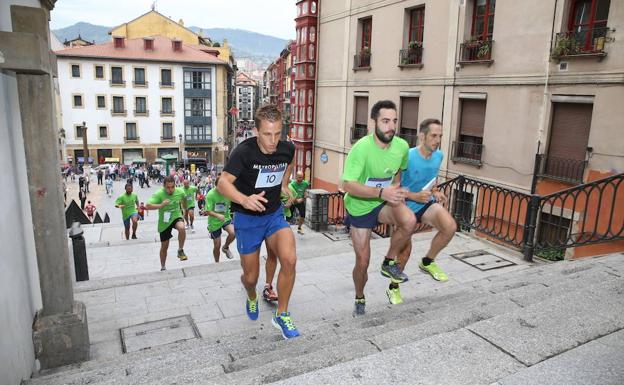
[419,261,448,282]
[386,287,403,305]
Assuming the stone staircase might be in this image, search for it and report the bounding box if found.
[26,233,624,385]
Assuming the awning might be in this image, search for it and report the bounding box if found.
[132,158,147,164]
[104,157,119,163]
[154,158,166,164]
[161,154,178,161]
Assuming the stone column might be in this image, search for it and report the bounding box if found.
[1,4,89,369]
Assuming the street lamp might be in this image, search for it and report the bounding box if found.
[78,121,89,171]
[178,133,183,168]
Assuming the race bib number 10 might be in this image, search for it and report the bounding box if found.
[364,177,392,188]
[255,165,286,188]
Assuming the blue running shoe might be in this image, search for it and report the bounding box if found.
[246,297,259,320]
[272,311,300,339]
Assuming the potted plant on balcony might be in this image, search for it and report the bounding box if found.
[552,34,581,58]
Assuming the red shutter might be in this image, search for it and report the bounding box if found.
[355,97,369,126]
[548,103,592,160]
[400,97,419,130]
[459,99,486,137]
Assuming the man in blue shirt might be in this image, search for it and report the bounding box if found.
[391,119,456,305]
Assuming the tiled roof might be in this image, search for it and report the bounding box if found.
[236,72,257,85]
[55,35,226,65]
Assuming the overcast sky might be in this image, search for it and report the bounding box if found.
[50,0,296,39]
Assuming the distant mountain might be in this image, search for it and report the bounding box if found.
[52,22,289,63]
[52,22,110,45]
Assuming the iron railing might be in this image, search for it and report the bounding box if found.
[552,27,611,59]
[451,140,484,165]
[350,126,368,143]
[398,46,423,66]
[354,52,371,69]
[536,153,587,184]
[398,131,418,148]
[459,38,493,63]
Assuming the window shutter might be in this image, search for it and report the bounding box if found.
[400,97,419,130]
[355,97,368,126]
[459,99,486,137]
[548,103,592,160]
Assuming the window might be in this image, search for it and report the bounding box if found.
[400,97,419,147]
[160,69,172,86]
[112,96,125,113]
[568,0,610,51]
[361,18,372,51]
[96,95,106,109]
[185,124,212,142]
[161,97,173,114]
[408,7,426,44]
[185,98,211,117]
[94,65,104,79]
[134,68,146,85]
[71,64,80,78]
[544,102,592,182]
[184,70,211,89]
[472,0,495,40]
[98,125,108,139]
[75,125,84,139]
[111,66,123,85]
[125,123,137,140]
[538,212,571,252]
[162,122,174,139]
[311,1,317,13]
[455,98,486,163]
[352,96,369,142]
[135,97,147,114]
[72,94,83,107]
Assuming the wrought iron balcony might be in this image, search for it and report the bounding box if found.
[458,38,493,65]
[133,80,148,87]
[451,140,484,166]
[160,136,175,142]
[133,109,149,116]
[398,131,418,147]
[398,45,423,67]
[350,125,368,143]
[124,136,140,143]
[536,154,587,184]
[110,109,127,116]
[159,81,175,87]
[552,27,611,60]
[160,110,175,116]
[109,79,125,86]
[354,51,371,69]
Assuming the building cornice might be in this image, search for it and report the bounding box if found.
[55,55,226,67]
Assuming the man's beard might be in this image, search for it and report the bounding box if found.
[375,124,394,144]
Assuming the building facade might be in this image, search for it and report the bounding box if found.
[312,0,623,194]
[57,35,227,165]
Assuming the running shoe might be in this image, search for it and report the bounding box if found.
[354,298,366,316]
[272,311,300,339]
[177,249,188,261]
[246,297,259,320]
[262,285,278,302]
[419,261,449,282]
[190,225,195,233]
[160,266,166,271]
[380,259,409,283]
[131,234,137,239]
[386,287,403,305]
[297,227,304,235]
[222,247,234,259]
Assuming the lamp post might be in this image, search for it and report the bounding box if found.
[78,121,89,172]
[178,133,183,170]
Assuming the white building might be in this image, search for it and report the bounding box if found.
[235,72,257,122]
[56,35,227,165]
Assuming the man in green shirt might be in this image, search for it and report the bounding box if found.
[341,100,416,316]
[289,171,310,234]
[204,177,235,262]
[146,176,189,271]
[115,183,140,240]
[182,179,199,233]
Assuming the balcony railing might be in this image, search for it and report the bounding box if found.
[459,38,493,64]
[109,80,125,86]
[552,27,611,60]
[350,125,368,143]
[159,81,174,87]
[133,80,148,87]
[133,109,149,116]
[160,110,175,116]
[398,130,418,147]
[184,137,213,144]
[536,154,587,184]
[160,136,175,142]
[451,140,484,166]
[353,51,371,69]
[110,109,127,116]
[124,136,140,142]
[398,46,423,67]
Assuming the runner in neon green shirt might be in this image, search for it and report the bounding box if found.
[341,100,416,315]
[204,181,235,262]
[115,183,140,240]
[146,176,189,271]
[289,171,310,234]
[182,179,199,233]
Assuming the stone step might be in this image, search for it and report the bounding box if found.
[27,254,621,385]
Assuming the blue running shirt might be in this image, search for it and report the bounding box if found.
[401,148,444,213]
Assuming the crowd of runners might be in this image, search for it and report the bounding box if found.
[102,102,456,340]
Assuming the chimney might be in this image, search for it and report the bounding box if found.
[143,37,154,50]
[113,36,125,48]
[172,39,182,52]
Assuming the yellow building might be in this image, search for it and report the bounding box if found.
[110,10,237,164]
